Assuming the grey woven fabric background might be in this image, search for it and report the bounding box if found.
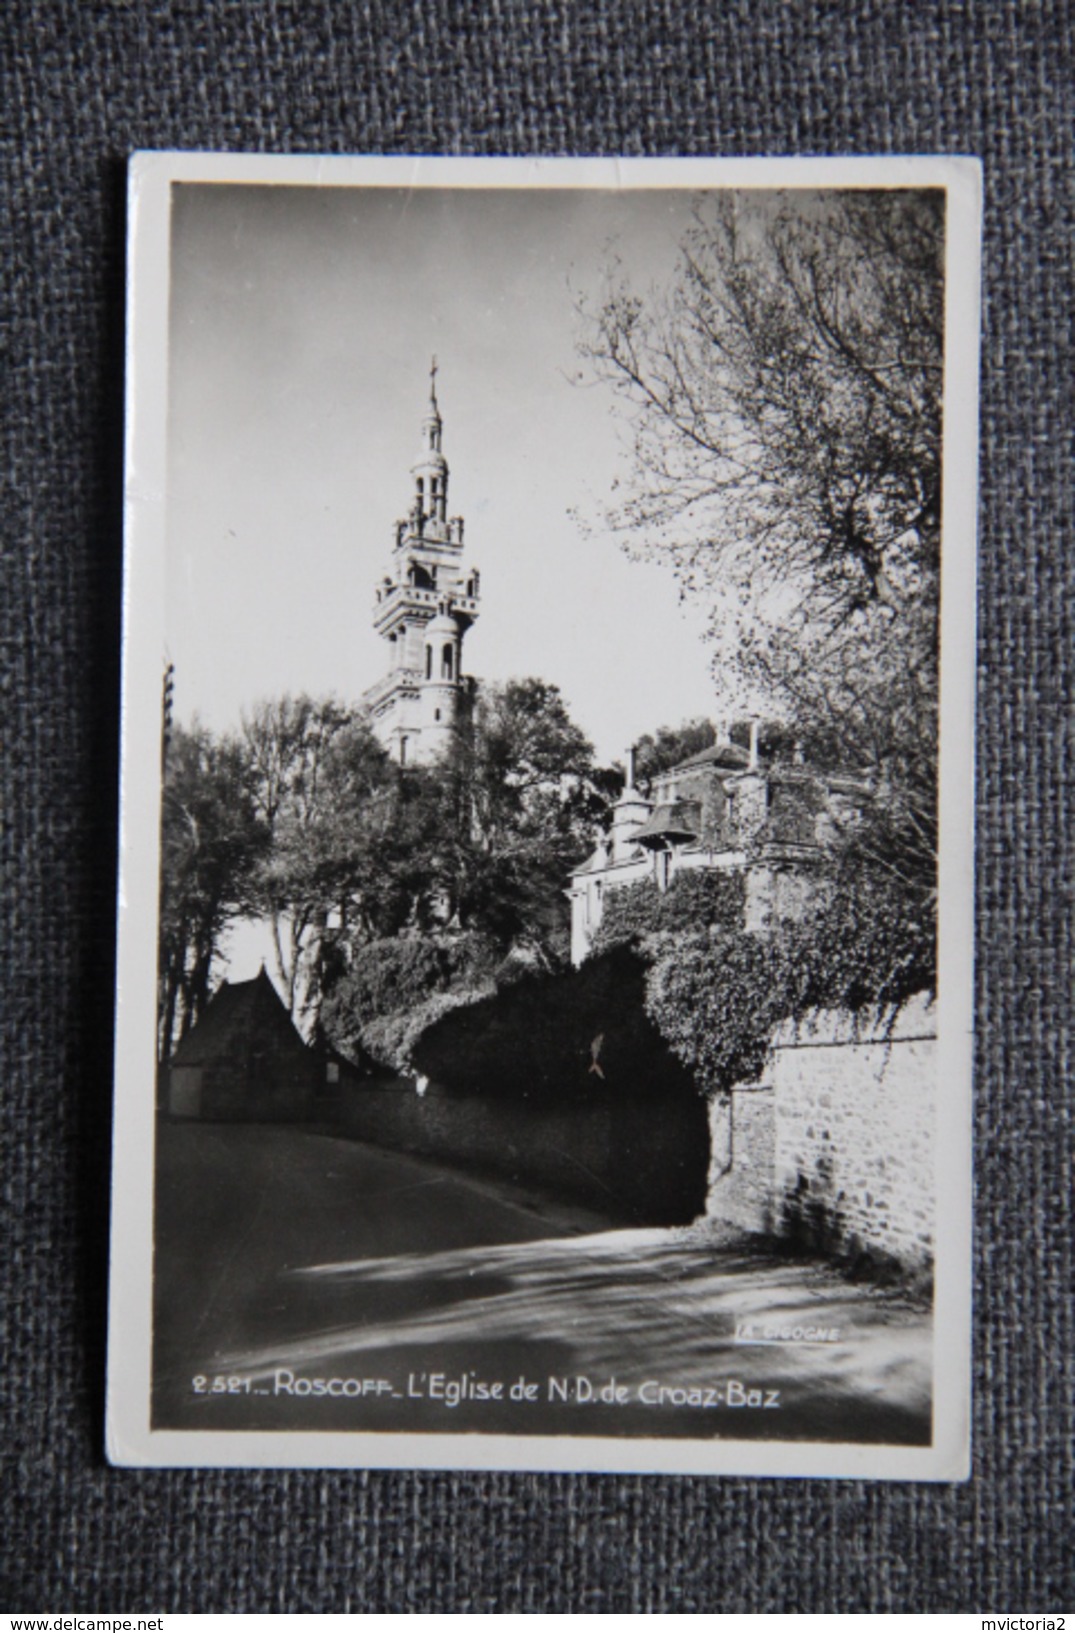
[2,0,1072,1612]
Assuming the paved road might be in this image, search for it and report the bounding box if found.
[153,1122,931,1444]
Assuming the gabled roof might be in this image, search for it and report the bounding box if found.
[170,967,309,1067]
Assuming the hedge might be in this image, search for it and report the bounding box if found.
[412,945,699,1105]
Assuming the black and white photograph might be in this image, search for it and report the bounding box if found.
[108,154,978,1477]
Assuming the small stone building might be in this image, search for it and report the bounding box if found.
[165,967,319,1122]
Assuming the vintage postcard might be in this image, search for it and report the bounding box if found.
[108,153,979,1476]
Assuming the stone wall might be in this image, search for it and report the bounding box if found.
[705,1087,773,1233]
[707,994,936,1268]
[166,1060,316,1122]
[337,1078,709,1225]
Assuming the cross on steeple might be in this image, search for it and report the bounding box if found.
[429,354,439,406]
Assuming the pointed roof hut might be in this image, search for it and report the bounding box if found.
[167,967,318,1122]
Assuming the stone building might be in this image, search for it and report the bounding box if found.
[363,364,481,766]
[567,728,868,964]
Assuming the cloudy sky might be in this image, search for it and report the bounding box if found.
[165,181,722,765]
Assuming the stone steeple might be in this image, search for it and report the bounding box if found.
[364,364,481,765]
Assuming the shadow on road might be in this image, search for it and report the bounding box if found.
[152,1122,931,1444]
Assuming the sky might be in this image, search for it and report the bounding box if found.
[165,182,724,766]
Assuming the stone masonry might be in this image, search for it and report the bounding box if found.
[707,993,936,1268]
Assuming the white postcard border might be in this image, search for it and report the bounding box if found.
[108,151,980,1479]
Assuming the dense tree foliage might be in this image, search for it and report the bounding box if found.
[158,680,615,1056]
[429,677,619,957]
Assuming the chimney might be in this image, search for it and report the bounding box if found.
[748,719,760,770]
[626,745,636,788]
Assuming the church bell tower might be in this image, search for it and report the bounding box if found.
[364,363,481,765]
